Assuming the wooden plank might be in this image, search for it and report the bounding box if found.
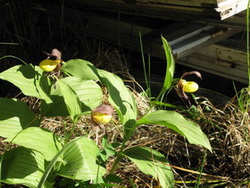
[216,0,249,20]
[85,19,247,83]
[71,0,248,27]
[71,0,220,21]
[197,44,247,66]
[84,14,241,58]
[80,10,243,56]
[178,52,248,83]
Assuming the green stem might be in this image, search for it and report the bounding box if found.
[195,153,207,188]
[64,121,76,145]
[0,55,27,65]
[109,142,126,174]
[109,153,124,175]
[139,32,150,96]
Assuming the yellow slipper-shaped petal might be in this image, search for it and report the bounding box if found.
[181,79,199,93]
[92,112,112,124]
[39,59,61,72]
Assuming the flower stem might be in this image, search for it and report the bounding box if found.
[109,142,126,174]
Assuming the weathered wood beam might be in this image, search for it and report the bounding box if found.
[178,44,248,83]
[83,13,242,58]
[216,0,249,20]
[70,0,249,28]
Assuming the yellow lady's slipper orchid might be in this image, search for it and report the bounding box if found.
[39,59,61,72]
[92,104,114,125]
[181,79,199,93]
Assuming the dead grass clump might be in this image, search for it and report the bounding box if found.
[89,42,129,73]
[222,103,250,177]
[192,97,250,180]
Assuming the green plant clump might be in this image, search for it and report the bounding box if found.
[0,38,211,188]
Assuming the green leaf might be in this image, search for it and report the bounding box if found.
[98,69,137,141]
[57,79,82,122]
[161,36,175,91]
[0,64,52,103]
[1,147,51,188]
[0,98,39,138]
[61,59,99,81]
[40,86,69,117]
[99,143,119,162]
[61,77,103,110]
[41,78,102,117]
[6,127,63,161]
[136,110,212,151]
[57,137,106,181]
[105,174,123,184]
[123,146,174,188]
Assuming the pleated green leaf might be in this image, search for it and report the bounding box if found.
[0,98,39,138]
[41,77,102,117]
[61,59,99,81]
[0,64,52,103]
[124,146,174,188]
[161,35,175,91]
[136,110,212,151]
[61,77,103,110]
[57,137,106,181]
[6,127,63,161]
[57,79,82,122]
[98,69,137,141]
[1,147,52,188]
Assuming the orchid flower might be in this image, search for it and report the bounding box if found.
[176,71,202,101]
[92,104,114,125]
[39,49,62,72]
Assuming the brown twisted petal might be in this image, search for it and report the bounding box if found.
[93,104,114,115]
[176,81,189,100]
[180,71,202,80]
[43,49,62,60]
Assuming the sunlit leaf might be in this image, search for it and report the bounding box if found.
[0,64,52,103]
[6,127,63,161]
[57,137,106,181]
[124,146,174,188]
[98,69,137,141]
[136,110,212,151]
[41,77,102,117]
[0,98,39,138]
[61,59,99,81]
[161,36,175,91]
[62,77,102,110]
[57,79,82,122]
[1,147,52,188]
